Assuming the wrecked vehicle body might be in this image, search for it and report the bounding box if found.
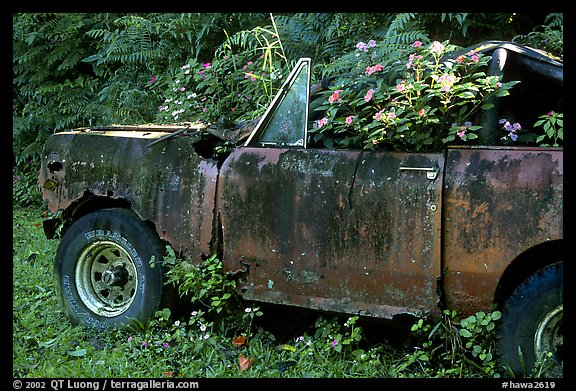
[39,42,563,376]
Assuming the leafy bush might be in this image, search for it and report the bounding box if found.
[13,157,42,207]
[163,248,238,316]
[533,111,563,147]
[155,16,291,127]
[401,309,502,377]
[512,13,563,58]
[310,39,519,151]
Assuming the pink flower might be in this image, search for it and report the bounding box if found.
[365,64,383,76]
[373,109,386,122]
[328,89,343,104]
[396,81,406,93]
[429,41,445,54]
[438,74,457,92]
[150,75,156,84]
[412,40,423,48]
[418,108,426,117]
[317,117,329,128]
[345,115,355,125]
[332,339,338,348]
[203,62,211,68]
[406,53,422,68]
[364,89,375,102]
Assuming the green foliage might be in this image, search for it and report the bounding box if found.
[312,315,363,353]
[310,39,519,151]
[13,13,562,209]
[13,157,43,207]
[512,13,563,59]
[402,309,502,377]
[16,205,558,378]
[534,111,563,147]
[155,15,291,127]
[164,250,237,315]
[496,109,563,148]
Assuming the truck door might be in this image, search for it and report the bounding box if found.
[218,58,445,320]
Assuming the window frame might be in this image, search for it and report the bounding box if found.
[243,58,311,148]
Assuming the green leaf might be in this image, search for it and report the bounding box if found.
[459,329,473,338]
[457,91,476,99]
[68,348,87,357]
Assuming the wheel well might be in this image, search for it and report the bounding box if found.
[493,239,563,310]
[58,194,150,238]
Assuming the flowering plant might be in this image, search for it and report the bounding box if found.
[310,39,519,151]
[498,118,523,144]
[534,110,563,147]
[155,48,288,126]
[497,110,563,147]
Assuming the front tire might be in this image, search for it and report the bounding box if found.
[54,208,166,329]
[496,262,563,377]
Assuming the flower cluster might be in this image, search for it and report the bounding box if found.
[356,40,377,52]
[499,119,522,142]
[310,39,519,151]
[155,50,288,126]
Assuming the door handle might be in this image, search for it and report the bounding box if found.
[399,167,439,180]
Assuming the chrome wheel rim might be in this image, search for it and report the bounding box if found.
[534,304,563,376]
[75,241,138,317]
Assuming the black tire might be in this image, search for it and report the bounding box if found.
[54,208,165,330]
[496,262,563,377]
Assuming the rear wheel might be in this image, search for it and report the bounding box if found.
[496,262,563,377]
[54,208,166,329]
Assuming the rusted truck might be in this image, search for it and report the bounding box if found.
[38,42,563,376]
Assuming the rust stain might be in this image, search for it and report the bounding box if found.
[218,147,445,319]
[39,127,562,322]
[443,147,562,313]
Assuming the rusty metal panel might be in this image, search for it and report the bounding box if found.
[218,147,445,319]
[39,131,219,259]
[442,146,563,314]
